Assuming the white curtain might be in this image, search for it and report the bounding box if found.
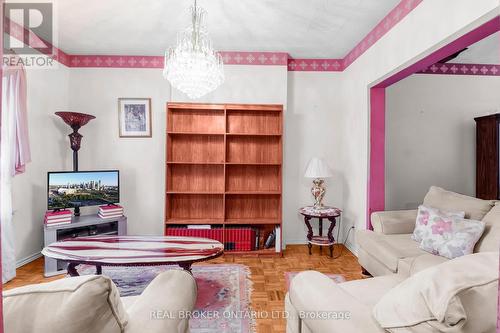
[1,68,28,283]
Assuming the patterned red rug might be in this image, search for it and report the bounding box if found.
[284,271,345,290]
[77,264,254,333]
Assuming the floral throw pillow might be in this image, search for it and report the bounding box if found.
[412,205,465,243]
[419,214,485,259]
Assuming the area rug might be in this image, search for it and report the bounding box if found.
[77,264,255,333]
[284,271,345,290]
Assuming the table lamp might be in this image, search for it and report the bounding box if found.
[304,157,332,208]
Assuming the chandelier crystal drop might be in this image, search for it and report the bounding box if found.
[163,0,224,99]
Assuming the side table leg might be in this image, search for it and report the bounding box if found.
[304,216,314,255]
[96,265,102,275]
[67,263,80,277]
[180,262,193,275]
[327,217,337,258]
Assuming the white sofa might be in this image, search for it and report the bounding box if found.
[286,252,498,332]
[286,187,500,332]
[358,186,498,276]
[3,270,197,333]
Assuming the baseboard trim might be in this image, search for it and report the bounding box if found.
[16,252,42,268]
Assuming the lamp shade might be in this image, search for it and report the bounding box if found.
[304,157,332,178]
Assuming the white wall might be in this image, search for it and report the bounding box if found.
[68,68,171,236]
[12,65,71,263]
[285,72,348,246]
[386,74,500,210]
[337,0,499,253]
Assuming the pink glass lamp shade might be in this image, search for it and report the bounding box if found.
[55,112,95,131]
[55,111,95,172]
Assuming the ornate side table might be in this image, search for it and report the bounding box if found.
[299,206,342,257]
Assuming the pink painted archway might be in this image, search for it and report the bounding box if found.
[367,16,500,229]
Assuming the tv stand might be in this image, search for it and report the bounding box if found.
[43,213,127,277]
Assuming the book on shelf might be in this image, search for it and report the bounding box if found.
[98,204,123,219]
[99,204,123,211]
[187,225,211,229]
[45,210,72,225]
[45,216,71,224]
[275,225,281,253]
[45,221,71,226]
[45,210,71,218]
[98,213,123,219]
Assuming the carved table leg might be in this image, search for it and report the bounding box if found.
[67,263,80,277]
[304,216,313,255]
[327,217,337,258]
[319,218,323,254]
[179,262,193,275]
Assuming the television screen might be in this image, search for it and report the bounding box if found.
[48,170,119,210]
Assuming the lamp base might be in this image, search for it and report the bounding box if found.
[311,178,326,208]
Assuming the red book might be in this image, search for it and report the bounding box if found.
[45,210,72,217]
[99,204,122,211]
[45,217,71,224]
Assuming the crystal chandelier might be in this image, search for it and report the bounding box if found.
[163,0,224,99]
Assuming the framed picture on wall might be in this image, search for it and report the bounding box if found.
[118,98,152,137]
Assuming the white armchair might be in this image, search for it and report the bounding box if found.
[3,270,197,333]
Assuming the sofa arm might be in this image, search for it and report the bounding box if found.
[371,209,417,235]
[288,271,384,333]
[125,270,197,333]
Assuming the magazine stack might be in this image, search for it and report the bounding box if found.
[45,210,72,226]
[98,204,124,219]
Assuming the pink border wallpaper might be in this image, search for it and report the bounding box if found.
[418,63,500,76]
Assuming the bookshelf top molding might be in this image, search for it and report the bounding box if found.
[167,102,283,112]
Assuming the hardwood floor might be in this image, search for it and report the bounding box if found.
[4,244,363,333]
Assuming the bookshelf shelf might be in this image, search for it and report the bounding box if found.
[165,103,283,255]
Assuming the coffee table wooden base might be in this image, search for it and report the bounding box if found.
[66,261,193,277]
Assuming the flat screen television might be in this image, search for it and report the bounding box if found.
[48,170,119,210]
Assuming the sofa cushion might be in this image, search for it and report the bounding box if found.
[373,252,498,333]
[475,202,500,252]
[339,275,404,307]
[356,230,427,272]
[289,271,385,333]
[397,253,449,277]
[412,205,464,243]
[423,186,495,220]
[3,275,128,333]
[419,216,485,259]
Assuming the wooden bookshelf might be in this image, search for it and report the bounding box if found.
[165,103,283,254]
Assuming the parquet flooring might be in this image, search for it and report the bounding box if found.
[4,244,363,333]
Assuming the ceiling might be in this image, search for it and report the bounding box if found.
[54,0,401,58]
[451,32,500,64]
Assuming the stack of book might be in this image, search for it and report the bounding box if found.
[45,210,72,227]
[98,204,124,219]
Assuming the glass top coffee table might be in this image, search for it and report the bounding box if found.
[41,235,224,276]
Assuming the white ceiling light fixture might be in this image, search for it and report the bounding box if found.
[163,0,224,99]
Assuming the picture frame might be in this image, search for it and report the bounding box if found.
[118,98,152,138]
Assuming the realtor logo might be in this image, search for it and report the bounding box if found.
[4,2,53,55]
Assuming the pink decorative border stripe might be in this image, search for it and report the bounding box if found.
[343,0,423,69]
[68,55,163,68]
[64,52,288,68]
[418,63,500,76]
[220,52,288,66]
[287,58,344,72]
